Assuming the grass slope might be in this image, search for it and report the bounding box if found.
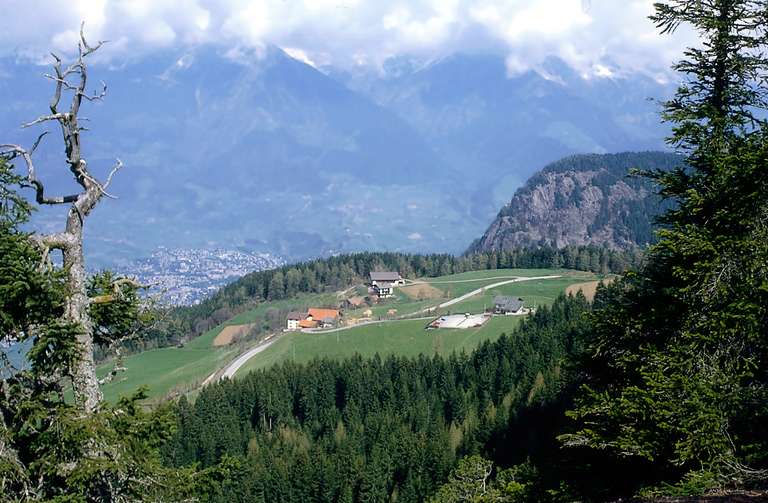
[98,292,337,403]
[235,269,599,377]
[99,268,601,402]
[235,315,524,376]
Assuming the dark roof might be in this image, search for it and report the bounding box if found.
[287,311,304,320]
[370,271,402,282]
[494,296,524,312]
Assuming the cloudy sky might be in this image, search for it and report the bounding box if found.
[2,0,694,79]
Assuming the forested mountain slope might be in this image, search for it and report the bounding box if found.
[469,152,682,253]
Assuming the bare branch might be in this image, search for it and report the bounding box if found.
[30,131,49,154]
[43,73,76,90]
[79,81,107,102]
[0,143,80,205]
[21,113,68,128]
[103,159,123,190]
[28,232,76,251]
[79,22,106,57]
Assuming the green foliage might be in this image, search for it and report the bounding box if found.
[429,456,498,503]
[163,295,591,502]
[429,457,542,503]
[563,0,768,496]
[0,157,197,501]
[88,270,154,347]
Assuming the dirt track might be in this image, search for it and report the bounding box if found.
[565,277,616,301]
[213,324,255,346]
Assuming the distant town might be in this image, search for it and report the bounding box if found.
[114,247,285,305]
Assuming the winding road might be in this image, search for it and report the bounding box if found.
[210,274,562,383]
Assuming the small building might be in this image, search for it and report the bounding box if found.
[306,308,340,328]
[299,319,318,329]
[286,311,303,331]
[345,296,366,309]
[494,296,525,315]
[320,316,337,328]
[372,281,395,298]
[369,271,404,286]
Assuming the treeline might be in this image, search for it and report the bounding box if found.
[127,246,639,355]
[162,294,591,502]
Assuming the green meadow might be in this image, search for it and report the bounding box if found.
[98,268,599,402]
[234,315,524,376]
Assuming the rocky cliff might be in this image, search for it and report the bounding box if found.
[469,152,682,253]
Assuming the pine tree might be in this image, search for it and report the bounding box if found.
[563,0,768,494]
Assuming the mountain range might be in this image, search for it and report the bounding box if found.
[0,47,674,266]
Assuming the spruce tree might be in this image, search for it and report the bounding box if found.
[563,0,768,494]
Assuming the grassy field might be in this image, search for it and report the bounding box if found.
[98,268,602,402]
[235,315,524,376]
[97,325,235,403]
[445,275,597,314]
[364,269,596,319]
[234,269,599,377]
[97,291,338,403]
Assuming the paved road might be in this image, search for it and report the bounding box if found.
[204,334,282,384]
[210,274,562,382]
[301,316,435,334]
[306,275,562,333]
[405,275,540,285]
[414,275,562,313]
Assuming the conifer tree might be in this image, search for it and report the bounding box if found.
[563,0,768,493]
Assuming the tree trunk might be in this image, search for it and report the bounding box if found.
[63,201,102,412]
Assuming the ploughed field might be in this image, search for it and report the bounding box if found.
[98,268,600,403]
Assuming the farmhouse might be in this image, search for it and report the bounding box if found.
[286,311,303,331]
[494,296,525,315]
[369,271,404,285]
[287,308,342,330]
[372,281,395,298]
[369,271,404,298]
[306,308,341,328]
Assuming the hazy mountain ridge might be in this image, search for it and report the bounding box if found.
[1,48,673,265]
[469,151,682,253]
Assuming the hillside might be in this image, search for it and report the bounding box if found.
[468,151,682,253]
[98,268,598,403]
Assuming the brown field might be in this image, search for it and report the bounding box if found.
[213,324,256,346]
[400,282,444,300]
[565,277,616,301]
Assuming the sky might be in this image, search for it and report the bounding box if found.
[1,0,695,79]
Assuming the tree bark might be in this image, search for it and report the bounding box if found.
[63,186,104,412]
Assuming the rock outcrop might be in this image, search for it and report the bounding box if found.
[469,152,682,253]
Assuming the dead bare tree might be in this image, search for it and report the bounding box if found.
[0,25,124,413]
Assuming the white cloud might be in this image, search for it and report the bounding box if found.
[0,0,697,78]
